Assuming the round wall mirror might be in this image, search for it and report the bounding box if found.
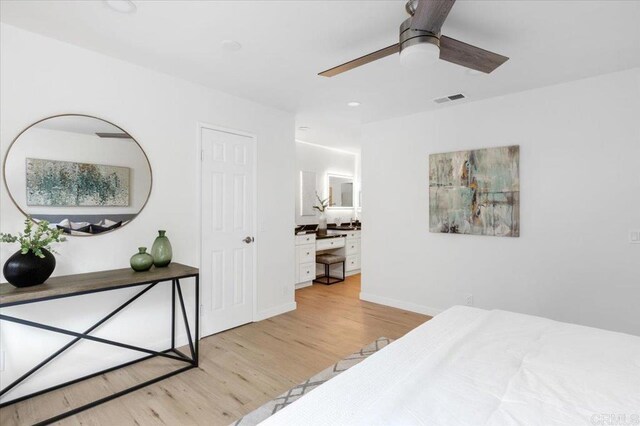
[3,114,152,236]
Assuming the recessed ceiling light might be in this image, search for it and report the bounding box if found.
[104,0,137,14]
[221,40,242,52]
[298,126,310,131]
[347,101,361,107]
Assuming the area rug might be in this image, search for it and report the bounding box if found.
[231,337,393,426]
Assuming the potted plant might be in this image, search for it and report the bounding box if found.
[1,218,66,287]
[313,192,330,236]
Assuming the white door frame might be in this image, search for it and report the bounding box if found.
[196,122,259,337]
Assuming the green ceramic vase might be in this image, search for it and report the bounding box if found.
[130,247,153,272]
[151,230,172,267]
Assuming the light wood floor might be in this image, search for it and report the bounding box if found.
[0,274,430,425]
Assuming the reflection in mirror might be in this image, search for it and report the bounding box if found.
[300,171,317,216]
[327,174,354,208]
[3,115,152,236]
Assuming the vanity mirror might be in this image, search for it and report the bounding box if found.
[327,174,354,208]
[3,114,152,236]
[300,170,317,216]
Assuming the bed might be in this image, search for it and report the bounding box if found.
[260,306,640,425]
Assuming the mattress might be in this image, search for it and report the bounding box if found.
[260,306,640,425]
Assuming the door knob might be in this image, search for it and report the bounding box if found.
[243,236,254,244]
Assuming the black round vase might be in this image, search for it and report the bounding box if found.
[3,249,56,288]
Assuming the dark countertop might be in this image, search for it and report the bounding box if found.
[295,223,361,235]
[316,233,346,240]
[295,230,347,239]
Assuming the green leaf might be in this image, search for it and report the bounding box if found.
[1,216,65,255]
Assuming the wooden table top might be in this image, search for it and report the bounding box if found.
[0,263,199,307]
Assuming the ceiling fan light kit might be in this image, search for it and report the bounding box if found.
[399,18,440,69]
[319,0,508,77]
[399,42,439,69]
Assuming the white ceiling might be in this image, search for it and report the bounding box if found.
[2,1,640,151]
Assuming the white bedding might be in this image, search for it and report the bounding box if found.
[261,306,640,426]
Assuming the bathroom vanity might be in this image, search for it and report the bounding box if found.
[294,225,361,289]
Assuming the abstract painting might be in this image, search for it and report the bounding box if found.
[26,158,130,207]
[429,145,519,237]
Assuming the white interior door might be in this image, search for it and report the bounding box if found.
[200,127,255,336]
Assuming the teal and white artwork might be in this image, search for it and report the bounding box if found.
[26,158,130,207]
[429,145,519,237]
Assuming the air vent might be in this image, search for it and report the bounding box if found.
[433,93,466,104]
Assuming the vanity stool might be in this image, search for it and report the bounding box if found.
[314,254,346,285]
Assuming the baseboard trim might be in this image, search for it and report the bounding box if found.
[359,292,443,317]
[295,281,313,290]
[254,301,297,322]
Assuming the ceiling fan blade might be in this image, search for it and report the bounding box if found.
[410,0,456,33]
[439,36,508,73]
[318,44,400,77]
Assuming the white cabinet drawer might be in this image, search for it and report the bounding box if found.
[346,230,361,240]
[345,239,360,255]
[298,262,316,282]
[297,244,315,264]
[295,233,316,246]
[316,237,345,251]
[346,255,360,272]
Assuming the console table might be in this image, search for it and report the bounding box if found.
[0,263,199,425]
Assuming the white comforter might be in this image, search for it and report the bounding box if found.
[261,306,640,425]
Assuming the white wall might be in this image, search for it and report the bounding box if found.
[361,68,640,336]
[295,141,359,225]
[5,127,151,216]
[0,24,295,401]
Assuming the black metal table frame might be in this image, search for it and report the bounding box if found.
[0,273,199,425]
[313,260,346,285]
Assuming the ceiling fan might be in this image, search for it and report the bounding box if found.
[319,0,508,77]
